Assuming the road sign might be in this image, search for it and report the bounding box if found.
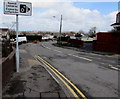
[4,1,32,16]
[4,1,32,72]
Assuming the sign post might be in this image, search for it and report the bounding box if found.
[16,0,18,72]
[4,1,32,72]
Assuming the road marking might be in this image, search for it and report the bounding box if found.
[41,44,120,71]
[68,54,92,62]
[110,66,120,71]
[35,56,79,98]
[54,49,62,53]
[35,55,87,99]
[108,64,120,71]
[108,64,113,67]
[101,63,105,65]
[101,63,120,71]
[46,47,51,50]
[42,44,62,53]
[42,43,92,62]
[34,57,60,84]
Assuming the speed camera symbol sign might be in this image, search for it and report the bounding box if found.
[4,1,32,16]
[20,4,30,13]
[19,2,32,16]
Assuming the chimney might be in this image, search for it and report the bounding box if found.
[116,12,120,23]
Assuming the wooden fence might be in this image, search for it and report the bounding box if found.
[2,48,16,88]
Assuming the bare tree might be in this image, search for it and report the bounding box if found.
[88,27,97,38]
[78,30,84,34]
[8,30,16,35]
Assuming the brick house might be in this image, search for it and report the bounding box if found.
[93,12,120,53]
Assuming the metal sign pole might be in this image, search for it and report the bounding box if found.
[16,14,19,72]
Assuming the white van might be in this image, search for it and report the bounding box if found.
[15,36,27,43]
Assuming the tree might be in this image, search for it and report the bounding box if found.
[75,33,82,40]
[78,30,84,34]
[88,27,97,38]
[75,33,82,37]
[8,30,16,35]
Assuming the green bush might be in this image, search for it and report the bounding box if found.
[2,40,13,57]
[75,33,82,37]
[57,41,69,46]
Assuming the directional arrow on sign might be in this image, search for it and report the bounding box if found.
[28,7,30,12]
[27,6,30,12]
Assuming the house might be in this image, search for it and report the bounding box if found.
[0,28,10,40]
[111,12,120,30]
[93,12,120,53]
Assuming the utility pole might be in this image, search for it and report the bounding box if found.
[59,15,62,41]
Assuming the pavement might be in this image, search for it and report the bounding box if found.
[2,44,67,98]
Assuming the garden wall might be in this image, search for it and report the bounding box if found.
[2,48,16,88]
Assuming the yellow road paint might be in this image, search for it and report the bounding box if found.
[35,55,79,98]
[35,55,87,99]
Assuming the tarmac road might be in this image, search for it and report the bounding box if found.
[24,41,119,98]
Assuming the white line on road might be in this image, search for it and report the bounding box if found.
[85,56,101,60]
[42,43,120,71]
[101,63,120,71]
[108,64,113,67]
[42,43,93,62]
[101,63,105,65]
[68,54,92,62]
[42,44,92,62]
[43,46,51,49]
[42,44,62,53]
[53,49,62,53]
[110,66,120,71]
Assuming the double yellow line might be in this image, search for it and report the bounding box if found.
[35,55,87,99]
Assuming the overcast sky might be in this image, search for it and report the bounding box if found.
[0,0,119,33]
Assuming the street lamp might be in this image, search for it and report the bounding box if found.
[53,14,63,41]
[59,15,62,41]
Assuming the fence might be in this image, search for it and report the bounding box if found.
[93,40,120,53]
[2,48,16,88]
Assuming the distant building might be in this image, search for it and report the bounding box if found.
[111,12,120,30]
[0,28,9,36]
[0,28,9,40]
